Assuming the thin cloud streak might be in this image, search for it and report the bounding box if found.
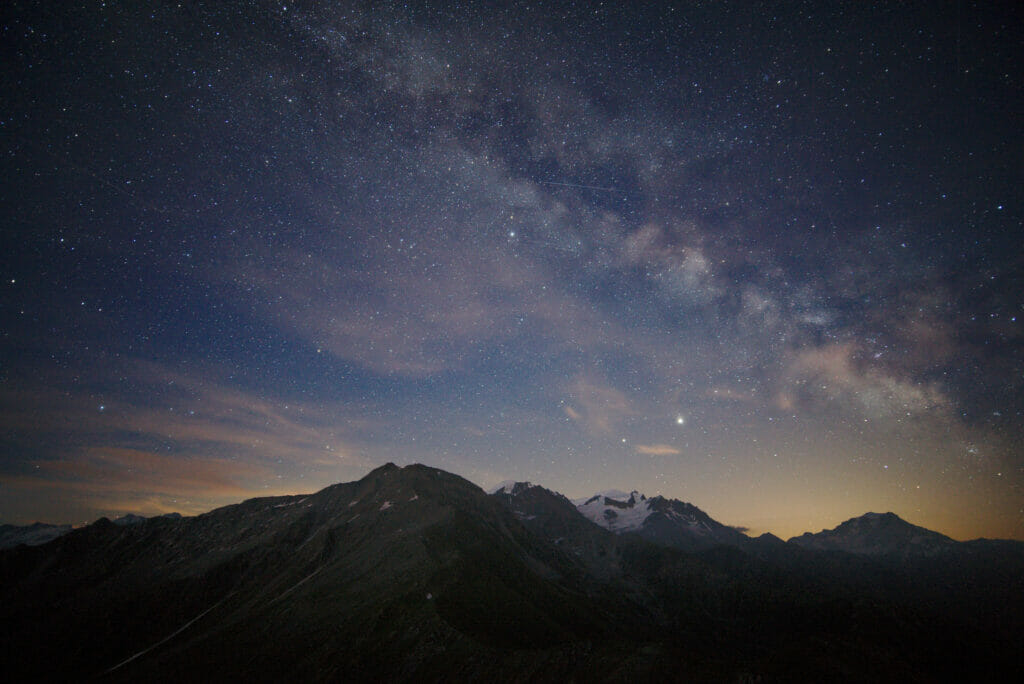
[635,444,682,456]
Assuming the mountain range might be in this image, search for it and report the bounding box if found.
[0,521,72,549]
[2,464,1021,681]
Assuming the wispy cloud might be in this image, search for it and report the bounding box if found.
[635,444,681,456]
[562,373,638,436]
[0,360,376,518]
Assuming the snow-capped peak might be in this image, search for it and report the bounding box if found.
[489,480,535,496]
[574,489,652,532]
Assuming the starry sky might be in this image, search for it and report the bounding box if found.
[1,1,1021,540]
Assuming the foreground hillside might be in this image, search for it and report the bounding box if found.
[2,464,1021,682]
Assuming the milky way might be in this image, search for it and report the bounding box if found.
[1,2,1021,539]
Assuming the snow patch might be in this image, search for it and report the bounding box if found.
[273,497,308,508]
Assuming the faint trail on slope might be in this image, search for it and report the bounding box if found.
[270,565,325,604]
[104,593,235,674]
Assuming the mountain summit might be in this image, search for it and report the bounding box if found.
[573,489,749,552]
[788,511,956,557]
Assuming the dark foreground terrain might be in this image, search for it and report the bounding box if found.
[2,463,1021,682]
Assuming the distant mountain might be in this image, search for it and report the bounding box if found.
[0,514,186,550]
[2,465,1022,682]
[574,489,749,552]
[0,522,72,549]
[788,511,956,557]
[112,512,182,526]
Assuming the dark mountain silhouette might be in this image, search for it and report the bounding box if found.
[112,512,182,527]
[490,481,625,580]
[1,465,636,682]
[2,464,1021,682]
[788,511,956,557]
[0,514,184,550]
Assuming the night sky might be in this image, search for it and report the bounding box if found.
[2,1,1021,541]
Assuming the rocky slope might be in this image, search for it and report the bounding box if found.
[2,464,1021,682]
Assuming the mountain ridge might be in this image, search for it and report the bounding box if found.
[2,463,1021,681]
[493,479,992,557]
[2,469,1012,550]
